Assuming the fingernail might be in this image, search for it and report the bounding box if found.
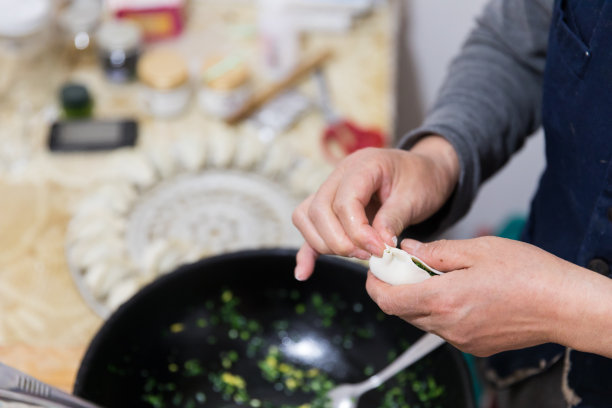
[400,239,421,252]
[376,224,397,245]
[349,249,371,260]
[366,243,383,257]
[294,268,306,281]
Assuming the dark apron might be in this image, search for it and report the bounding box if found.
[487,0,612,406]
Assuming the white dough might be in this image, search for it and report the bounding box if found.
[207,132,236,168]
[146,143,179,179]
[369,246,438,286]
[114,153,158,188]
[67,215,125,245]
[141,238,193,277]
[174,134,207,172]
[106,277,141,310]
[233,133,265,170]
[71,238,127,270]
[258,140,294,178]
[83,259,133,299]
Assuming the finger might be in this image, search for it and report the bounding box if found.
[308,173,370,257]
[295,243,319,281]
[333,168,391,256]
[293,195,370,260]
[365,271,431,318]
[370,189,414,243]
[401,238,472,272]
[293,196,333,255]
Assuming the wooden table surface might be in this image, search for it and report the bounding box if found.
[0,0,393,393]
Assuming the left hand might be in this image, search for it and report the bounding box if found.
[366,236,612,357]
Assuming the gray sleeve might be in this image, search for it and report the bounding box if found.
[398,0,553,237]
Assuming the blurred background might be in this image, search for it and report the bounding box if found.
[0,0,544,397]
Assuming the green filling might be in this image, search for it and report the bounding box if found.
[411,257,437,277]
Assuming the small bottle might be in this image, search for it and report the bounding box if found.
[137,49,190,118]
[60,83,93,119]
[57,0,102,65]
[198,55,252,119]
[257,0,299,81]
[96,20,142,83]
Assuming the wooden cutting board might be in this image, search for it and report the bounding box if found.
[0,182,101,394]
[0,345,86,393]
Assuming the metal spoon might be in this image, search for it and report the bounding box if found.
[0,362,101,408]
[326,333,446,408]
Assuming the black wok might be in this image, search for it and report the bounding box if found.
[74,249,475,408]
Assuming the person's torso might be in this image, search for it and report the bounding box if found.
[487,1,612,406]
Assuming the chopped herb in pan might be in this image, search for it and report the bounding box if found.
[142,393,164,408]
[170,323,184,333]
[138,288,447,408]
[171,392,183,406]
[295,303,306,314]
[106,363,126,376]
[183,359,203,377]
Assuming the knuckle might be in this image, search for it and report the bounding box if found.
[421,240,444,262]
[476,236,496,251]
[352,228,371,248]
[328,238,354,256]
[331,199,349,218]
[291,208,304,227]
[307,204,325,223]
[354,147,375,158]
[362,146,381,156]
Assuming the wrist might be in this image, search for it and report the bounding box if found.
[548,264,612,358]
[409,135,460,197]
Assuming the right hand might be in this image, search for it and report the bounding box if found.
[291,136,460,280]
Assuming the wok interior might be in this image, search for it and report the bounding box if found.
[74,249,474,408]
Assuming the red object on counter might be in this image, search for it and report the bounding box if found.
[109,0,185,41]
[322,120,386,163]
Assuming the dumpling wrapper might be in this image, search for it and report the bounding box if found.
[369,246,438,286]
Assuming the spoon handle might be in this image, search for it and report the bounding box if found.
[0,388,70,407]
[363,333,446,391]
[0,362,102,408]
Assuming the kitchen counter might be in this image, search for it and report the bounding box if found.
[0,0,394,393]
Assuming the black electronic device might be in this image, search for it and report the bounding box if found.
[48,119,138,152]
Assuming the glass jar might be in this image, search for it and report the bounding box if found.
[0,0,53,58]
[198,55,252,120]
[60,83,93,119]
[137,49,190,118]
[57,0,102,64]
[96,20,142,83]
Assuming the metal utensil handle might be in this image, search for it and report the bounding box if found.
[313,69,340,124]
[364,333,446,391]
[0,362,102,408]
[0,388,68,407]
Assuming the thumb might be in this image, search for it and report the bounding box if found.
[371,195,413,245]
[400,238,472,272]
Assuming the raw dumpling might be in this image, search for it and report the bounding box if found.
[174,134,207,172]
[369,246,440,286]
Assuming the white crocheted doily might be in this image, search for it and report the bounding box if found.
[66,135,331,318]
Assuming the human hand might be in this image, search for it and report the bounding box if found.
[291,136,460,281]
[366,236,612,357]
